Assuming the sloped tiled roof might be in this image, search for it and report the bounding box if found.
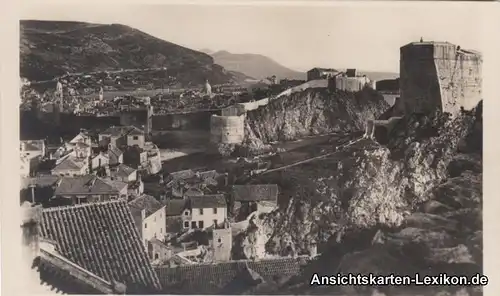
[169,169,195,180]
[104,179,128,192]
[28,175,60,187]
[100,126,129,137]
[155,257,307,294]
[165,199,187,216]
[108,145,124,164]
[40,200,162,292]
[101,126,144,137]
[129,194,164,217]
[114,164,136,178]
[232,185,279,202]
[127,126,145,136]
[188,195,226,209]
[52,156,85,171]
[55,175,118,195]
[198,170,218,180]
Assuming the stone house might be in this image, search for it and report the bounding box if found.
[306,68,339,81]
[148,238,173,264]
[123,146,148,169]
[181,195,227,230]
[109,163,137,182]
[231,184,279,219]
[53,175,127,205]
[99,126,146,149]
[20,140,46,160]
[128,194,167,254]
[164,199,187,240]
[51,155,89,177]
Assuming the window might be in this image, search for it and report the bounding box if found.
[217,238,221,243]
[199,221,204,229]
[213,219,218,226]
[191,221,197,229]
[184,221,189,228]
[184,211,189,216]
[133,136,138,140]
[144,223,147,229]
[199,208,204,215]
[155,253,159,260]
[213,208,217,214]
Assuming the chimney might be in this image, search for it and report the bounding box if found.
[29,183,36,203]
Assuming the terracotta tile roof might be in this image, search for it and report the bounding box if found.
[101,126,144,137]
[34,246,118,294]
[108,145,124,164]
[198,170,218,180]
[113,164,136,178]
[155,257,307,294]
[101,126,129,137]
[55,175,119,196]
[169,169,196,180]
[188,195,226,209]
[165,199,187,216]
[129,194,163,217]
[103,179,128,192]
[39,200,162,292]
[29,175,60,187]
[127,126,145,136]
[52,156,84,171]
[231,185,279,202]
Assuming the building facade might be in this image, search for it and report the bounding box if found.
[182,195,227,230]
[307,68,339,81]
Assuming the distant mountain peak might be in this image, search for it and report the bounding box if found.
[209,50,305,81]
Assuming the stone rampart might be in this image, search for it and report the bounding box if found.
[400,41,482,116]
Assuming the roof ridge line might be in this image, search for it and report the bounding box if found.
[42,199,126,212]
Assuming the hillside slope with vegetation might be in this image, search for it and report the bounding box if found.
[20,20,247,86]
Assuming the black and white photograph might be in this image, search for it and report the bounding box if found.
[12,1,490,295]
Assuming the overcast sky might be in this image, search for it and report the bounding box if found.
[20,2,486,73]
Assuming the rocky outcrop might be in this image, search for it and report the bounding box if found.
[237,101,482,295]
[243,87,389,148]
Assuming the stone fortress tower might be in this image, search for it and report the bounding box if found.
[399,40,482,116]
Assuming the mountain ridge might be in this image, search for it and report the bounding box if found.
[208,50,306,81]
[206,49,399,82]
[20,20,249,86]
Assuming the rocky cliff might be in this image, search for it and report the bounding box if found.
[241,87,389,153]
[238,101,482,295]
